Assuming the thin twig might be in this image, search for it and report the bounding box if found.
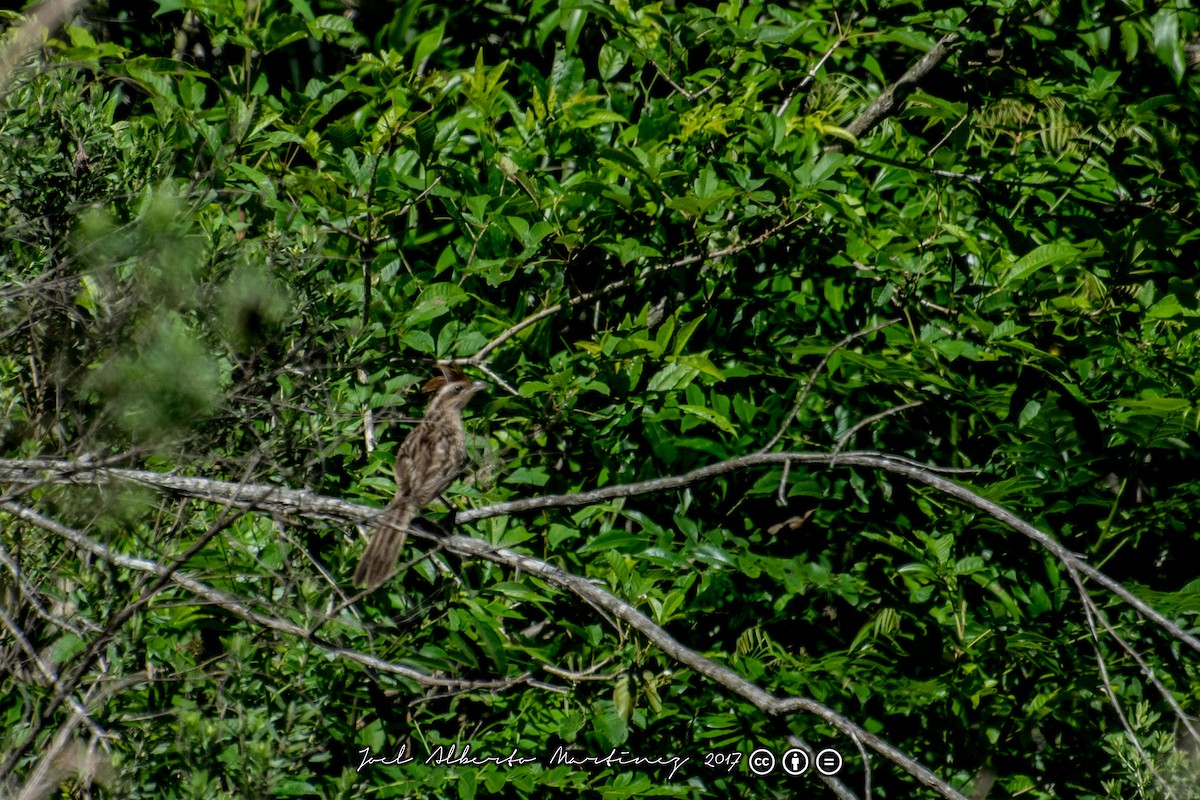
[648,58,724,101]
[0,502,521,693]
[1090,600,1200,749]
[775,458,791,506]
[1070,569,1177,799]
[832,401,924,457]
[453,220,797,367]
[849,730,873,799]
[761,319,900,453]
[925,113,969,158]
[776,23,847,117]
[787,734,862,800]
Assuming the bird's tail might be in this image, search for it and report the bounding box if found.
[353,502,414,589]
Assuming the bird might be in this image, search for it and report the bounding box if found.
[353,366,485,589]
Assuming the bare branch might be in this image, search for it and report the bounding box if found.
[3,497,526,684]
[837,31,962,147]
[1070,569,1177,799]
[0,461,278,782]
[787,733,862,800]
[775,22,847,117]
[0,539,100,637]
[832,454,1200,657]
[4,453,1193,658]
[832,400,924,457]
[847,731,873,799]
[473,361,521,397]
[0,605,110,742]
[449,220,797,368]
[6,451,1199,797]
[442,532,969,800]
[1072,571,1200,785]
[542,660,618,681]
[1,475,963,795]
[1096,604,1200,750]
[853,149,1101,189]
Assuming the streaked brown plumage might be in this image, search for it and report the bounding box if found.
[353,367,485,589]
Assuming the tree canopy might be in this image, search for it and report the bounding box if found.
[2,0,1199,798]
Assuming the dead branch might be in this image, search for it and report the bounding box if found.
[3,453,1195,657]
[4,448,1197,800]
[835,31,962,148]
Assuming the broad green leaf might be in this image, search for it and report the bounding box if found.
[580,531,647,553]
[647,362,699,392]
[1007,242,1080,287]
[1152,9,1185,83]
[678,404,737,434]
[1146,294,1183,319]
[598,41,627,80]
[413,22,445,70]
[676,354,724,381]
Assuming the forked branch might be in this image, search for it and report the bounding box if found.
[4,450,1196,800]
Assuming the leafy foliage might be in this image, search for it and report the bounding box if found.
[2,0,1200,798]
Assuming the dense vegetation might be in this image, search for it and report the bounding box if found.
[2,0,1199,798]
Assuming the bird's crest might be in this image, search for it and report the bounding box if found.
[422,365,470,393]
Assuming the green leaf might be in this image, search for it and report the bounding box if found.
[1007,242,1080,287]
[926,535,953,565]
[264,16,309,52]
[404,283,468,326]
[1114,395,1192,417]
[577,110,627,128]
[151,0,187,15]
[459,770,478,800]
[1120,20,1140,61]
[678,404,736,434]
[414,113,437,162]
[598,41,628,80]
[1152,9,1185,83]
[647,362,699,392]
[580,531,647,553]
[50,633,86,663]
[503,467,551,486]
[413,22,445,70]
[676,354,725,380]
[401,330,436,353]
[1146,294,1183,319]
[613,674,633,723]
[593,700,629,747]
[1017,400,1041,429]
[954,556,985,575]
